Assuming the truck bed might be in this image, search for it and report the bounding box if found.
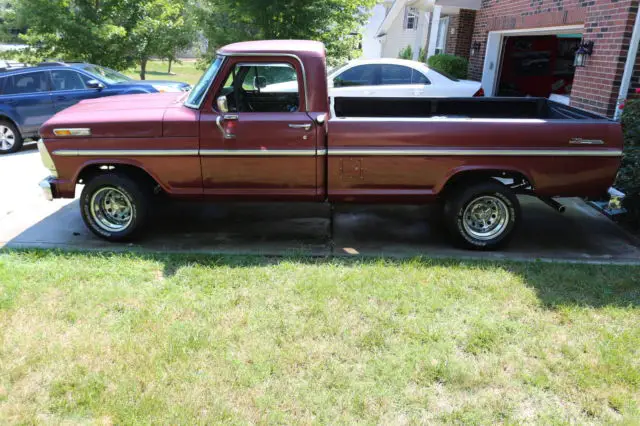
[333,97,606,121]
[326,97,622,203]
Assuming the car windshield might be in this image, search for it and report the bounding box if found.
[185,55,224,109]
[79,64,132,84]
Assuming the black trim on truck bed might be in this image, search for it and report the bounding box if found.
[333,97,610,121]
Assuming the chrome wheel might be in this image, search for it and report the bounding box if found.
[462,195,510,241]
[90,187,133,232]
[0,125,16,151]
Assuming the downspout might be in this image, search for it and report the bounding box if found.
[614,7,640,120]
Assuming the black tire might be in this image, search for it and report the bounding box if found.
[443,181,521,250]
[80,173,150,242]
[0,120,23,154]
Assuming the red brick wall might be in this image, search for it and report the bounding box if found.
[445,9,476,59]
[468,0,639,117]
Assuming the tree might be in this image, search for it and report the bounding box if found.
[197,0,375,66]
[11,0,195,77]
[12,0,137,69]
[129,0,195,80]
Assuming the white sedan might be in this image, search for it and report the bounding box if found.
[263,58,483,98]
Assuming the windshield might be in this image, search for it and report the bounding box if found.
[185,55,224,109]
[79,64,132,84]
[327,61,350,77]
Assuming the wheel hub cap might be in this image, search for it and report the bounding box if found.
[0,125,16,151]
[462,195,510,241]
[90,187,133,232]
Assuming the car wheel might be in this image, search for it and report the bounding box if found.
[80,174,150,242]
[444,181,520,250]
[0,120,23,154]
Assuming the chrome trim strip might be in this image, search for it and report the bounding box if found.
[317,149,327,155]
[222,52,309,111]
[53,149,199,157]
[200,149,317,156]
[327,149,623,157]
[569,138,605,145]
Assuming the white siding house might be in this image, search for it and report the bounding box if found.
[373,0,480,61]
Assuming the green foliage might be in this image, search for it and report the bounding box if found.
[196,0,376,66]
[427,54,469,79]
[398,45,412,60]
[617,99,640,229]
[418,47,426,63]
[10,0,194,77]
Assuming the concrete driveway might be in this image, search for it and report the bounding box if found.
[2,144,639,263]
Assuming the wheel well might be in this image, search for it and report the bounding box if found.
[0,115,19,132]
[439,169,534,199]
[77,164,161,192]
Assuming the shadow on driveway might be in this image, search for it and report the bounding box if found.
[3,195,640,264]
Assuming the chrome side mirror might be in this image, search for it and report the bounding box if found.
[87,79,105,90]
[217,95,229,113]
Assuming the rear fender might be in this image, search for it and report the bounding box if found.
[437,166,535,196]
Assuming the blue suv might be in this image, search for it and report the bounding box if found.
[0,62,191,154]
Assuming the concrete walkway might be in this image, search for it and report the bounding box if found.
[2,145,639,264]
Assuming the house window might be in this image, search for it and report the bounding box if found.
[404,7,419,31]
[436,16,450,54]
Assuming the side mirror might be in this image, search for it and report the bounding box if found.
[217,95,229,113]
[254,76,267,89]
[87,79,105,90]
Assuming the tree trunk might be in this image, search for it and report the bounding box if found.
[168,59,173,74]
[140,58,147,80]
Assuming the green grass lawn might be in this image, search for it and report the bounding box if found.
[123,59,203,85]
[1,251,639,424]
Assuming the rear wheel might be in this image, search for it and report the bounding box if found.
[444,181,520,250]
[80,174,150,241]
[0,120,23,154]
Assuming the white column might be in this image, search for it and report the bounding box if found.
[412,11,429,61]
[426,5,442,58]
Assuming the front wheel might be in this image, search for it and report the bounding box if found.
[80,174,150,241]
[444,181,521,250]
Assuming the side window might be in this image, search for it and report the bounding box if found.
[217,62,300,113]
[333,65,378,87]
[51,70,90,91]
[2,71,49,95]
[380,65,413,85]
[411,70,430,84]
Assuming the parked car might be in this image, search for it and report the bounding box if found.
[38,40,622,250]
[263,58,483,98]
[0,62,191,154]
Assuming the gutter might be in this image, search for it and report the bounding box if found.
[614,7,640,120]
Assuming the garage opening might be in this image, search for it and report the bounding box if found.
[496,34,581,100]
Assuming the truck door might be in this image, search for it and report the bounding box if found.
[199,59,318,200]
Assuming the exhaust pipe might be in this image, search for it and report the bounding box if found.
[540,197,566,213]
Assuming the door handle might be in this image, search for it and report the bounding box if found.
[288,123,312,130]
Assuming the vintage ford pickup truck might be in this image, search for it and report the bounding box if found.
[38,40,623,250]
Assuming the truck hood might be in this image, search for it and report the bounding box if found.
[40,92,194,138]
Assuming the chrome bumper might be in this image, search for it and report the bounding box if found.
[39,177,54,201]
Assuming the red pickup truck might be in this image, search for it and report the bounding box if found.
[38,40,623,250]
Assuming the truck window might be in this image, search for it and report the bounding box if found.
[218,63,300,113]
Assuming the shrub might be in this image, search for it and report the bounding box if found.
[427,54,469,80]
[398,45,413,60]
[617,99,640,230]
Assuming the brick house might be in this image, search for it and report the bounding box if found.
[367,0,640,118]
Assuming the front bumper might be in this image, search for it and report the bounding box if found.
[39,176,55,201]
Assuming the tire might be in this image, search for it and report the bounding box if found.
[443,181,521,250]
[0,120,23,154]
[80,173,150,242]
